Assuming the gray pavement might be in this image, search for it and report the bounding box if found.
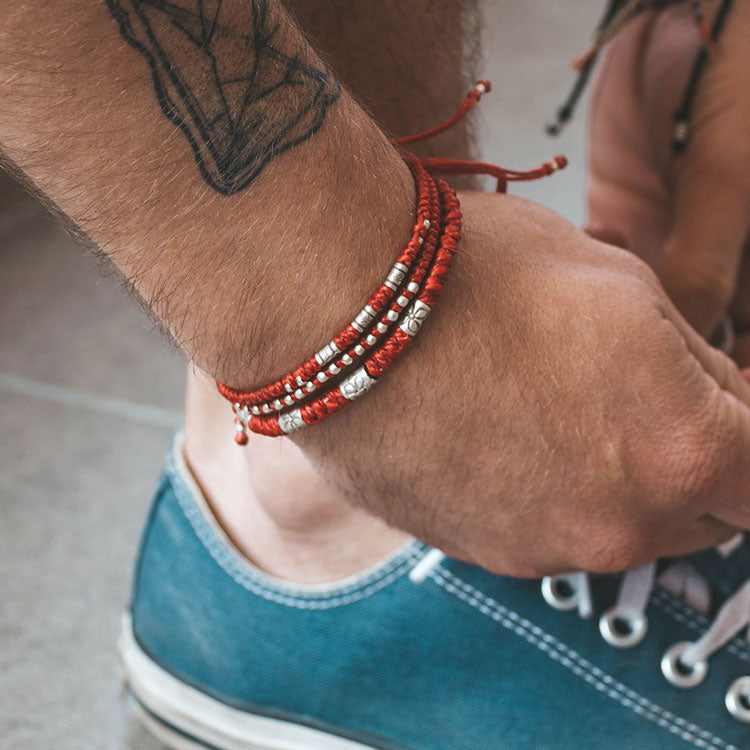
[0,2,597,747]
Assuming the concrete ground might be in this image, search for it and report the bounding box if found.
[0,2,598,747]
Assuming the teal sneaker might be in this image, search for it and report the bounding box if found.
[120,435,750,749]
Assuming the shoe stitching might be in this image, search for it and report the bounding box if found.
[652,588,750,665]
[168,457,425,607]
[431,567,738,750]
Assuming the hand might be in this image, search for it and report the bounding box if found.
[587,0,750,362]
[296,190,750,577]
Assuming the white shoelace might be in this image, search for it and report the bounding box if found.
[409,537,750,723]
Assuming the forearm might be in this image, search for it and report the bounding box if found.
[0,1,414,387]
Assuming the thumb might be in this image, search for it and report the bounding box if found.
[659,167,749,338]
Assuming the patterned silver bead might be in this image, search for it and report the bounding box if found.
[399,299,431,337]
[353,305,377,332]
[314,341,340,367]
[385,264,407,292]
[278,408,306,434]
[340,366,377,401]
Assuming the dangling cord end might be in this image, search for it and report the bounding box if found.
[394,80,492,146]
[418,154,568,193]
[233,403,250,446]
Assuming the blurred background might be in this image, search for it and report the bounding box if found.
[0,2,599,747]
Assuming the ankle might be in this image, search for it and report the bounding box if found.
[183,368,410,584]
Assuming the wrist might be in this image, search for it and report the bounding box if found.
[210,97,417,388]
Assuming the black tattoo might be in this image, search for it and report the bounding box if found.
[105,0,341,194]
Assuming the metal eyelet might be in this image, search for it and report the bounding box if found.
[541,575,579,611]
[661,642,708,688]
[725,676,750,723]
[599,609,648,648]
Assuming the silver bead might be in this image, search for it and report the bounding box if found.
[366,334,377,346]
[296,375,305,386]
[314,341,340,366]
[397,295,409,308]
[294,388,304,400]
[407,282,419,294]
[284,382,293,393]
[376,322,388,334]
[305,381,315,392]
[328,364,340,375]
[317,372,329,383]
[399,299,431,337]
[261,403,271,414]
[251,405,261,416]
[394,262,408,272]
[272,399,283,411]
[341,354,353,365]
[354,345,365,356]
[278,408,306,434]
[340,366,377,400]
[283,395,294,406]
[353,305,376,332]
[385,264,406,291]
[423,219,430,229]
[387,310,399,322]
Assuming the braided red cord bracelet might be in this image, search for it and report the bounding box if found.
[216,81,567,443]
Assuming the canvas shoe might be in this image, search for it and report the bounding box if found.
[120,434,750,749]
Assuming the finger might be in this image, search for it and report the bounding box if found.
[660,167,750,339]
[735,334,750,370]
[648,515,738,562]
[664,296,750,407]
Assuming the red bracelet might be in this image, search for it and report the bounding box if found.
[216,81,567,443]
[231,174,460,438]
[217,155,440,413]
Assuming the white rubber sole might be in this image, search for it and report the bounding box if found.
[119,614,378,750]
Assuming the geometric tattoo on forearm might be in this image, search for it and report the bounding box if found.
[104,0,341,194]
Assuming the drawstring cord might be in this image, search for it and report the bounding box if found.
[396,80,567,193]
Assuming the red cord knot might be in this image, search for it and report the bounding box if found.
[548,155,568,172]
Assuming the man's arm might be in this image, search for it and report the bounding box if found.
[0,0,414,387]
[4,1,750,576]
